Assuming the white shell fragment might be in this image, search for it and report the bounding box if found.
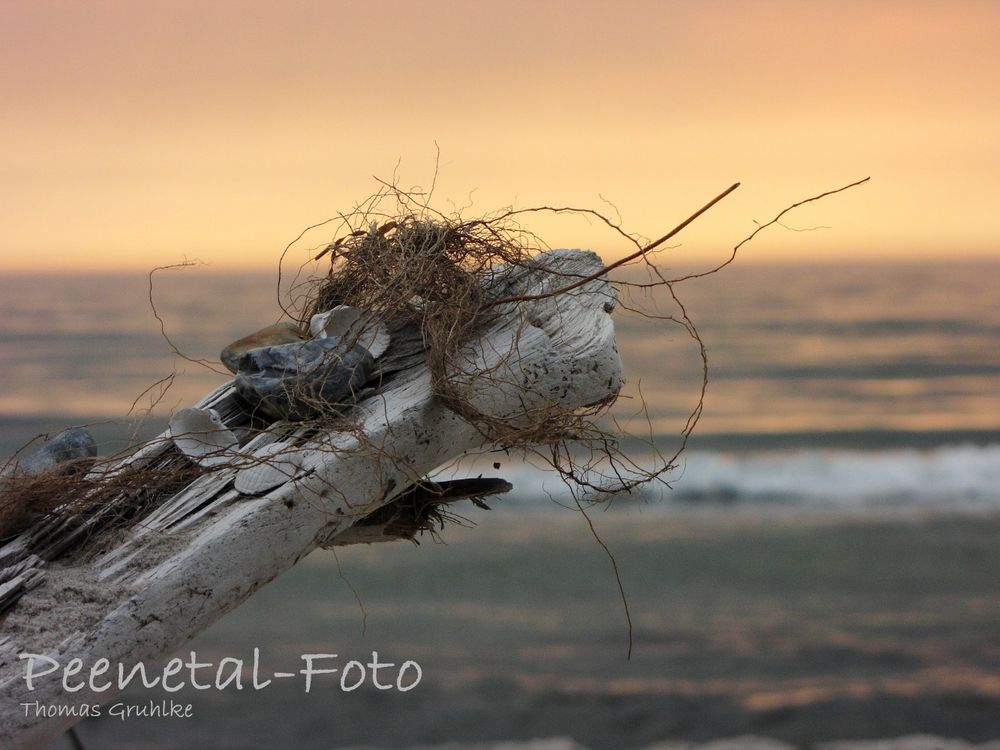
[233,442,304,495]
[309,305,362,339]
[309,306,390,359]
[169,408,240,468]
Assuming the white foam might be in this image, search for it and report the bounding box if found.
[672,444,1000,505]
[433,444,1000,509]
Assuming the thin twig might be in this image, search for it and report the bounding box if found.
[669,176,870,284]
[148,263,229,375]
[574,495,634,660]
[483,182,741,308]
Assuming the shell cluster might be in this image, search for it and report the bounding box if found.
[168,307,389,473]
[220,306,389,421]
[166,408,304,494]
[219,322,306,373]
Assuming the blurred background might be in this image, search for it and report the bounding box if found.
[2,1,999,748]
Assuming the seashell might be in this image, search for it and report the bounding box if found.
[169,408,240,468]
[220,322,307,374]
[233,337,378,421]
[309,307,390,359]
[309,305,363,339]
[233,441,303,495]
[16,428,98,476]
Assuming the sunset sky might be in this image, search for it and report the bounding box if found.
[1,1,998,271]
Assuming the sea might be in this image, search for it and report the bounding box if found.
[2,260,997,507]
[2,259,999,749]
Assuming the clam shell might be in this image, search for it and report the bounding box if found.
[233,441,303,495]
[220,322,307,374]
[169,408,240,468]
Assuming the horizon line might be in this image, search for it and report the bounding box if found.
[1,251,998,276]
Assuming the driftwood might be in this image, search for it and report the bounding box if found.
[0,249,622,748]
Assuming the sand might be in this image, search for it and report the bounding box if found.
[27,505,999,749]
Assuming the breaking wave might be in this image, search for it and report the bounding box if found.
[441,443,1000,509]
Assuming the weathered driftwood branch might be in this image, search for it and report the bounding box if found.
[0,249,621,748]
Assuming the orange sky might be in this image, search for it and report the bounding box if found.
[1,1,998,271]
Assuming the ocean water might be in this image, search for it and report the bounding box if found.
[1,259,997,508]
[5,260,1000,748]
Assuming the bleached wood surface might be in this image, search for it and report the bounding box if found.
[0,249,621,748]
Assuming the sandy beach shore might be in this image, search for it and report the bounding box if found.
[339,737,1000,749]
[34,504,1000,750]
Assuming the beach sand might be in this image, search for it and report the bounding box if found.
[39,504,1000,749]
